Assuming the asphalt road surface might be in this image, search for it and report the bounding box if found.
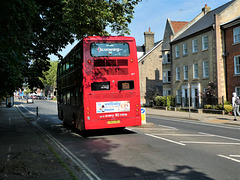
[17,100,240,180]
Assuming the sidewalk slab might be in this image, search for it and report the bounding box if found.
[145,107,240,126]
[0,106,73,180]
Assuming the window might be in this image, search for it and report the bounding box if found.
[183,43,188,56]
[176,67,180,81]
[176,90,181,104]
[234,56,240,75]
[202,35,208,50]
[163,70,171,83]
[184,65,188,80]
[203,61,209,78]
[236,86,240,97]
[163,53,171,64]
[233,27,240,43]
[192,39,198,53]
[91,82,110,91]
[175,45,179,58]
[193,63,198,79]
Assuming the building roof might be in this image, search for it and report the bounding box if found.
[137,45,145,52]
[172,0,235,42]
[138,40,163,62]
[171,21,189,34]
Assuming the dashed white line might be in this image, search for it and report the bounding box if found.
[180,141,240,145]
[229,155,240,158]
[218,155,240,163]
[199,132,240,142]
[145,133,186,146]
[154,134,213,137]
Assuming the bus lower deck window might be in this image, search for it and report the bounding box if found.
[91,82,110,91]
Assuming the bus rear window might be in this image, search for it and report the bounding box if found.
[118,81,134,90]
[91,82,110,91]
[91,43,130,57]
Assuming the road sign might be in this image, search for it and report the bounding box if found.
[141,108,146,124]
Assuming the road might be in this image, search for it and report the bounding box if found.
[17,100,240,180]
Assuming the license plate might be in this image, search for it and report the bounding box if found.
[107,120,120,124]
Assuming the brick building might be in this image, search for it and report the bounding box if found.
[222,17,240,101]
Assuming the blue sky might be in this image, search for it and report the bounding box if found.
[49,0,231,61]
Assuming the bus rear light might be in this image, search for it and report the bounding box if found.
[87,116,90,120]
[88,60,91,64]
[136,104,139,107]
[136,113,139,116]
[136,109,139,112]
[130,59,133,62]
[87,107,90,110]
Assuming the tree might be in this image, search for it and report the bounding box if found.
[39,60,58,96]
[0,0,142,98]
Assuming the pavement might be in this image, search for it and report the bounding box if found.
[0,102,239,179]
[0,103,74,180]
[144,107,240,126]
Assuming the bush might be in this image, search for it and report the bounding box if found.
[204,105,212,109]
[154,96,175,107]
[224,105,233,114]
[216,104,223,110]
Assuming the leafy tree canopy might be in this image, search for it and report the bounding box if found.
[0,0,141,98]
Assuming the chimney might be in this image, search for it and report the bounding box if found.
[202,4,210,14]
[144,27,155,52]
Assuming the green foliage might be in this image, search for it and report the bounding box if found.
[216,104,223,110]
[154,96,175,107]
[39,60,58,88]
[0,0,142,98]
[204,105,212,109]
[224,105,233,114]
[224,101,231,105]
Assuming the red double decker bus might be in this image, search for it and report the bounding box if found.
[57,36,141,130]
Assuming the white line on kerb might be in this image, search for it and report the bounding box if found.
[7,146,12,162]
[20,104,36,116]
[218,155,240,163]
[33,122,101,180]
[145,133,186,146]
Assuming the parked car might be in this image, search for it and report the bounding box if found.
[27,98,34,103]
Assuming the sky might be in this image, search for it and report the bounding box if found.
[48,0,231,61]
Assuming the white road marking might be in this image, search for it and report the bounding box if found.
[145,133,186,146]
[8,118,11,126]
[7,146,12,162]
[218,155,240,163]
[32,122,101,180]
[149,115,240,130]
[229,155,240,157]
[199,132,240,142]
[158,125,178,130]
[20,104,36,116]
[180,141,240,145]
[154,134,213,137]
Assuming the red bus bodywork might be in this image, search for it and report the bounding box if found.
[57,36,141,130]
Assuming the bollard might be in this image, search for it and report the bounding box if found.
[36,107,38,116]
